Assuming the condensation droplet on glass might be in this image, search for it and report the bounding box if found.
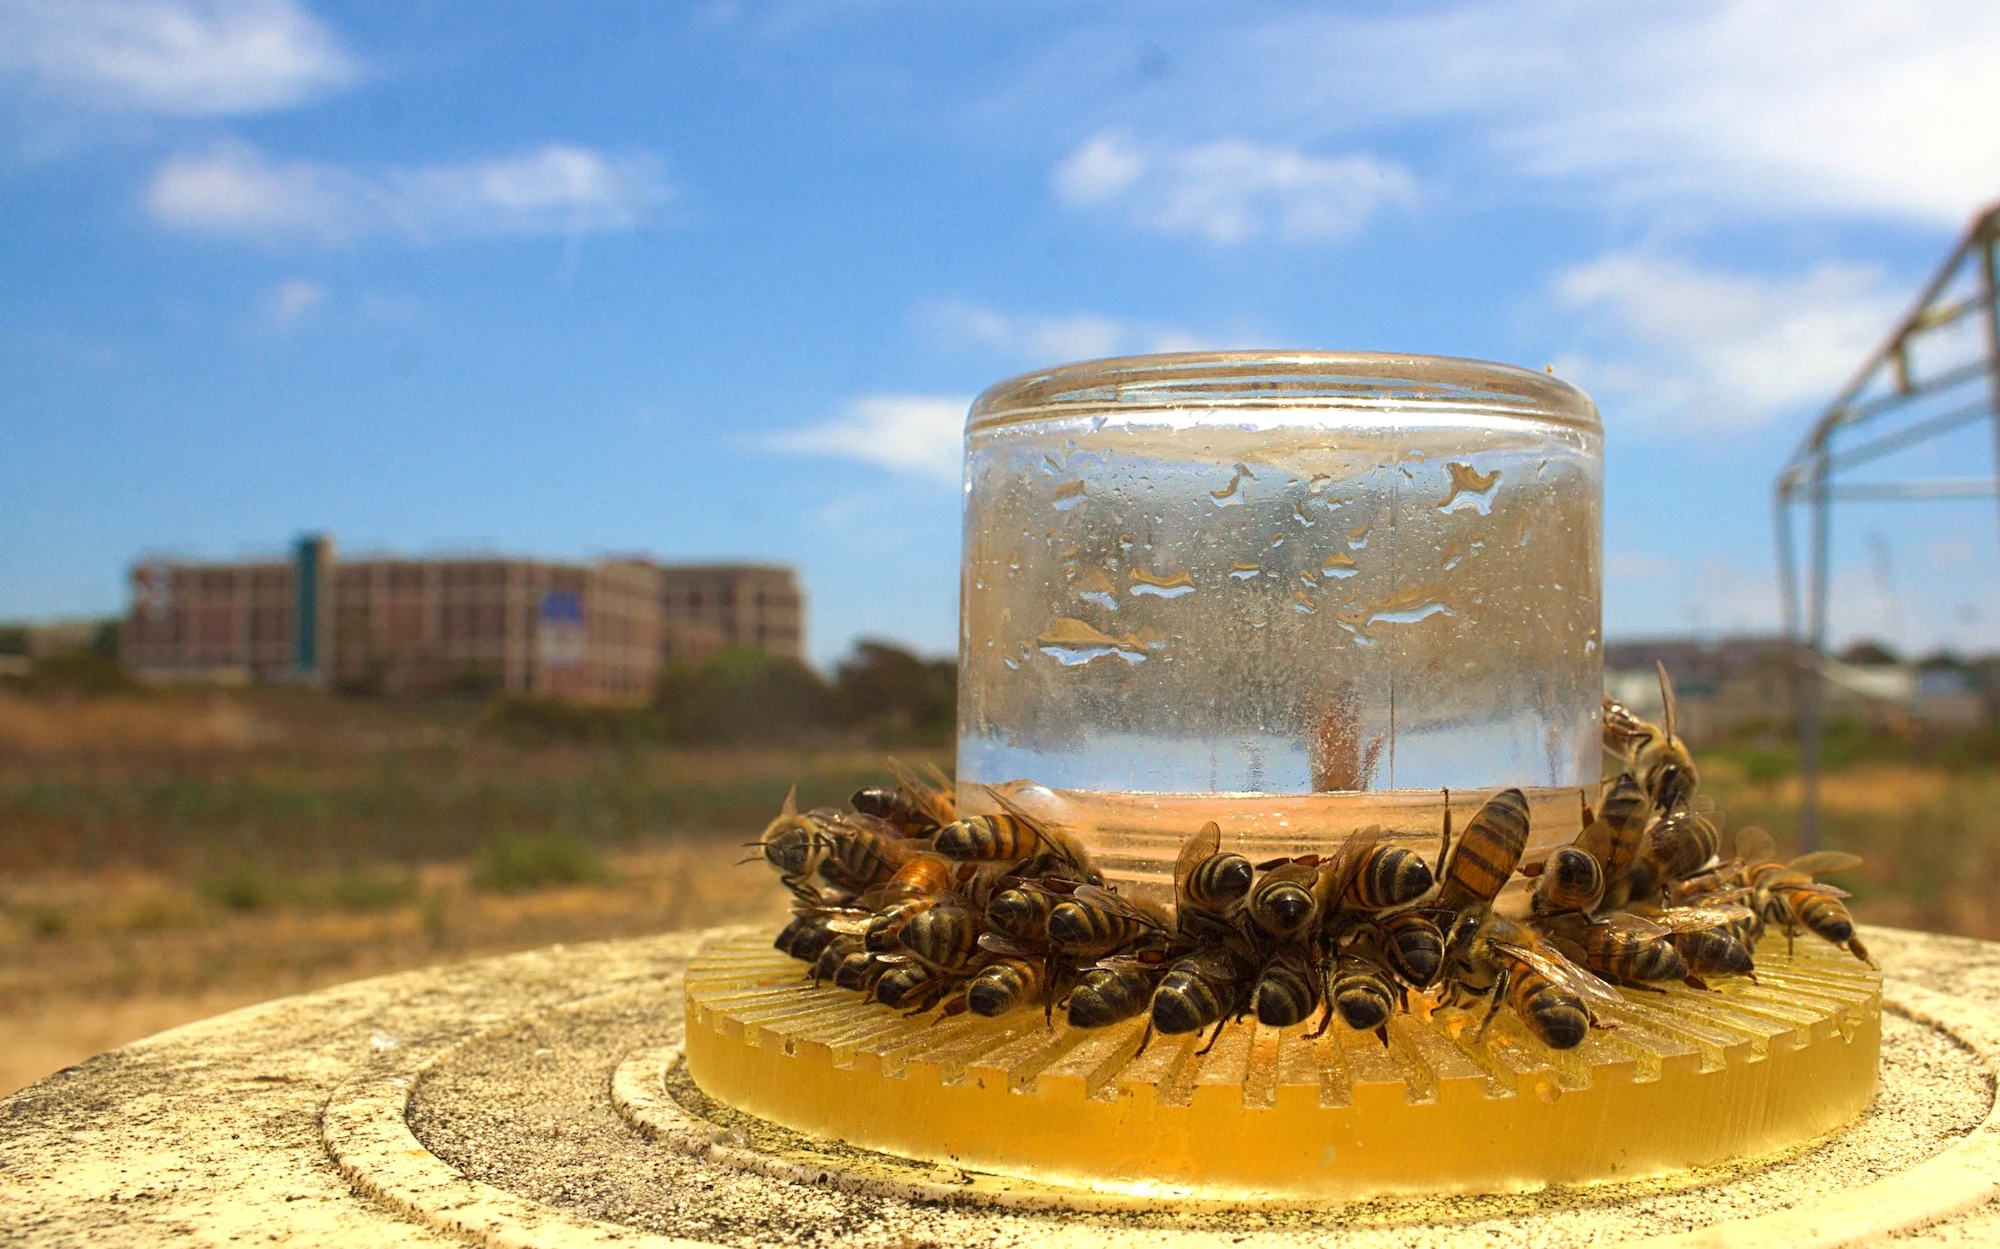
[1518,527,1534,548]
[1321,552,1358,579]
[1292,591,1317,614]
[1210,463,1254,507]
[1299,569,1318,587]
[1269,532,1285,549]
[1129,568,1197,599]
[1075,566,1118,612]
[1349,524,1371,551]
[1229,562,1262,581]
[1293,504,1315,528]
[1438,461,1502,515]
[1053,479,1087,510]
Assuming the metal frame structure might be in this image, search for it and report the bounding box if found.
[1775,202,2000,849]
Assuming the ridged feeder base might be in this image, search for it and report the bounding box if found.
[684,931,1881,1202]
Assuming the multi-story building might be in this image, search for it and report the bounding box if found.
[122,535,805,702]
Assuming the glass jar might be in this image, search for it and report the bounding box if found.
[957,352,1603,897]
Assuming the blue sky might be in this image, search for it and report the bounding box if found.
[2,0,1998,665]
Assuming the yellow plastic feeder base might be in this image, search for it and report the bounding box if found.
[683,932,1880,1203]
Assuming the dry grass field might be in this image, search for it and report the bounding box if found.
[2,685,1992,1095]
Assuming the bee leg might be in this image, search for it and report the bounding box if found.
[1307,993,1335,1039]
[1473,969,1511,1040]
[1620,980,1668,995]
[1374,1024,1390,1048]
[924,991,968,1024]
[1133,1019,1155,1057]
[1195,1016,1230,1057]
[1683,974,1712,992]
[1437,788,1453,874]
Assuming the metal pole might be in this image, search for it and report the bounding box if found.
[1980,229,2000,562]
[1801,451,1832,853]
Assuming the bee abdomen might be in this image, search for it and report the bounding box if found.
[1442,788,1531,905]
[1048,900,1144,956]
[774,915,835,962]
[1382,919,1445,986]
[872,964,935,1008]
[1796,893,1854,943]
[1151,968,1225,1035]
[934,815,1037,862]
[1517,982,1589,1049]
[1352,847,1434,909]
[1673,929,1754,977]
[1187,854,1254,910]
[1068,968,1152,1028]
[1533,847,1605,915]
[985,887,1053,941]
[1331,974,1393,1033]
[1253,961,1321,1028]
[968,959,1040,1017]
[898,905,979,970]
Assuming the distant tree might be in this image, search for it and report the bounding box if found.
[832,639,955,745]
[653,646,835,744]
[1838,639,1900,666]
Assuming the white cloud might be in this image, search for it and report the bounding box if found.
[1552,252,1904,424]
[923,299,1226,364]
[0,0,355,115]
[145,141,668,243]
[265,275,321,327]
[1004,1,2000,226]
[765,394,970,483]
[1052,131,1415,244]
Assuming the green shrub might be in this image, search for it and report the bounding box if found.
[470,833,609,893]
[199,861,280,912]
[328,870,418,913]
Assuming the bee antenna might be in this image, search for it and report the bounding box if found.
[1655,661,1678,744]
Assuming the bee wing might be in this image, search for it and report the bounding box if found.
[822,914,874,936]
[1497,940,1628,1011]
[1591,912,1671,939]
[1577,813,1613,864]
[1073,884,1167,928]
[977,932,1033,957]
[1262,861,1323,893]
[1648,906,1747,933]
[1175,821,1223,896]
[1319,823,1382,907]
[920,762,959,820]
[887,757,957,828]
[1655,661,1679,744]
[780,784,798,818]
[1785,881,1853,900]
[1734,826,1776,864]
[1788,851,1863,876]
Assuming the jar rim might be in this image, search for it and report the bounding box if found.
[967,351,1599,433]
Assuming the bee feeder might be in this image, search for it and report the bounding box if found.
[686,353,1881,1202]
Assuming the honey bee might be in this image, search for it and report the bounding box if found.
[1315,824,1435,920]
[1530,846,1605,918]
[1174,821,1253,939]
[1048,885,1169,958]
[815,810,931,895]
[1067,955,1166,1028]
[754,787,835,903]
[1446,914,1622,1050]
[1252,946,1325,1029]
[872,962,944,1010]
[1150,948,1254,1048]
[1434,788,1532,913]
[851,758,957,837]
[1577,773,1650,911]
[1324,952,1398,1045]
[897,903,984,972]
[853,855,960,951]
[1637,808,1722,896]
[985,880,1065,944]
[811,934,862,985]
[1369,909,1446,988]
[934,787,1098,883]
[1549,912,1692,989]
[1731,828,1873,966]
[1245,860,1322,941]
[1642,904,1759,981]
[1603,663,1699,815]
[831,947,888,992]
[774,913,836,962]
[966,936,1049,1017]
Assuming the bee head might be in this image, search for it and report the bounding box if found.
[1257,881,1315,936]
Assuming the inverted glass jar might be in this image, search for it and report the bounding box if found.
[958,353,1602,886]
